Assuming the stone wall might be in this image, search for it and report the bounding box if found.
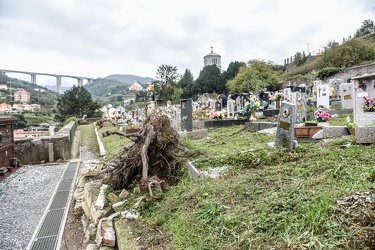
[282,62,375,88]
[14,121,77,164]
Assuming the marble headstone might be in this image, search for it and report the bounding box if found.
[339,82,354,109]
[271,101,297,150]
[316,83,330,108]
[291,92,306,124]
[329,79,343,100]
[227,99,235,119]
[215,101,222,111]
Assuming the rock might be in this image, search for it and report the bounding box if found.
[118,189,129,199]
[86,243,98,250]
[74,201,84,216]
[107,192,120,204]
[114,219,138,250]
[112,201,126,212]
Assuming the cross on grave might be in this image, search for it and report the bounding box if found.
[318,87,321,98]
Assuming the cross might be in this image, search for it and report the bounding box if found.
[318,87,321,98]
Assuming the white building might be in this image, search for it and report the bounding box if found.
[204,46,221,69]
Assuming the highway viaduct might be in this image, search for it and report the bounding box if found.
[0,69,95,94]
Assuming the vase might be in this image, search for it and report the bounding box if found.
[276,101,280,109]
[249,110,257,122]
[348,128,355,135]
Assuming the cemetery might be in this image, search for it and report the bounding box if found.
[3,72,375,249]
[101,71,375,146]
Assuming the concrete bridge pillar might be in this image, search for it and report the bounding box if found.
[77,78,83,87]
[56,76,62,94]
[31,74,36,84]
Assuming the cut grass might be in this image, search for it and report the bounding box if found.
[99,123,375,249]
[79,123,100,154]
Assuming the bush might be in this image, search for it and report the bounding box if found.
[317,67,343,79]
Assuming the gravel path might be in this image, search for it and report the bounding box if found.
[0,164,66,250]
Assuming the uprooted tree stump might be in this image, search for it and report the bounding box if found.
[107,111,185,198]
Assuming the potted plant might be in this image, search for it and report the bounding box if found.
[345,116,357,135]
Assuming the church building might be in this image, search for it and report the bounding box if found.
[203,46,221,69]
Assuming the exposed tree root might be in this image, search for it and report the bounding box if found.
[107,111,185,198]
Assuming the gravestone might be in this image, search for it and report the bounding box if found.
[291,92,306,124]
[352,76,375,126]
[329,79,343,100]
[235,96,241,111]
[339,82,354,109]
[283,88,292,101]
[171,106,178,131]
[180,99,192,132]
[268,101,297,150]
[227,99,235,119]
[316,83,330,109]
[208,99,215,110]
[218,94,227,108]
[215,101,222,111]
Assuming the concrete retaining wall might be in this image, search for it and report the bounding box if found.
[14,121,77,165]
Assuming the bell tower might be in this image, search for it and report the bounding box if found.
[203,46,221,69]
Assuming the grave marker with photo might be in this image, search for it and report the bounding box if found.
[339,82,354,109]
[268,101,297,150]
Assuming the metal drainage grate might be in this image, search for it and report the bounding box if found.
[56,179,73,191]
[36,209,65,238]
[49,191,70,210]
[30,236,57,250]
[28,162,79,250]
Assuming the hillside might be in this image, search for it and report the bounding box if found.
[0,74,59,107]
[105,74,154,84]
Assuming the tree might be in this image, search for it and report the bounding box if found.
[222,61,247,81]
[226,60,281,94]
[153,64,180,103]
[354,19,374,38]
[56,85,100,121]
[320,38,375,68]
[177,69,194,99]
[191,65,224,96]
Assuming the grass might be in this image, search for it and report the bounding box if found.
[97,121,132,160]
[98,121,375,249]
[79,123,100,154]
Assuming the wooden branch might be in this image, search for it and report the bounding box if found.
[147,177,165,198]
[141,125,156,179]
[133,196,146,209]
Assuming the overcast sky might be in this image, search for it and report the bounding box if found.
[0,0,374,86]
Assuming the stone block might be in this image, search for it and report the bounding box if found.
[118,189,129,199]
[114,219,138,250]
[356,127,375,143]
[107,193,120,204]
[112,201,126,212]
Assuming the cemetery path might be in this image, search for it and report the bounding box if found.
[59,127,101,250]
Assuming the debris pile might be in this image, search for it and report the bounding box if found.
[108,111,185,198]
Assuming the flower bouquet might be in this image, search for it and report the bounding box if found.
[363,96,375,112]
[209,110,223,119]
[314,108,330,122]
[358,80,367,91]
